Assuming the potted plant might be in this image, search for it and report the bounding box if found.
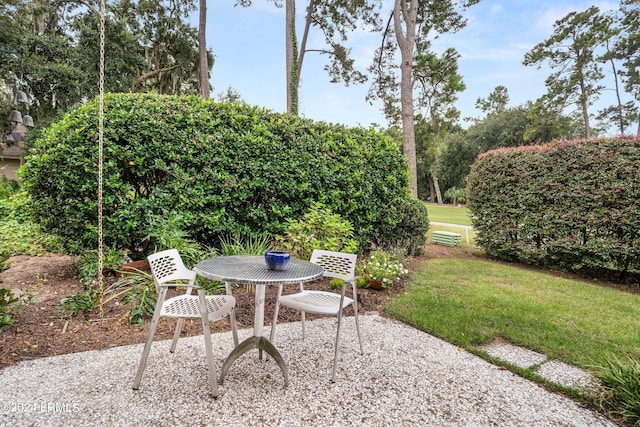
[357,250,408,290]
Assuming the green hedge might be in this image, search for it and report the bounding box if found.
[467,137,640,281]
[20,93,428,257]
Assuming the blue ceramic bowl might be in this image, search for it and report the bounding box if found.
[265,251,291,271]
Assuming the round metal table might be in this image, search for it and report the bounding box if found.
[194,255,324,387]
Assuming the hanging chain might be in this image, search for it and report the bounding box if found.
[97,0,106,316]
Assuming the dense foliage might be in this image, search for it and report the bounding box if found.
[274,202,359,260]
[0,178,62,256]
[467,136,640,281]
[20,93,428,258]
[0,252,17,328]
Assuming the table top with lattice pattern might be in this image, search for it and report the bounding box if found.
[194,255,323,285]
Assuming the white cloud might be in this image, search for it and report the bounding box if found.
[490,4,505,15]
[534,7,578,32]
[533,1,618,33]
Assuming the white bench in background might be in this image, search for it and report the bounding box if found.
[432,231,462,246]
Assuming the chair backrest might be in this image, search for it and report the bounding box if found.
[310,250,357,281]
[147,249,196,287]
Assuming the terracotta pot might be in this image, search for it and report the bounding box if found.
[116,259,150,277]
[367,279,384,290]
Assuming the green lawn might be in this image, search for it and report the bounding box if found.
[425,203,472,226]
[400,202,639,421]
[386,257,640,371]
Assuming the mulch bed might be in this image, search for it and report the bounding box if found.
[0,246,466,369]
[5,243,634,370]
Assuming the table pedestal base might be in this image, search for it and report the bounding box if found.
[219,336,289,387]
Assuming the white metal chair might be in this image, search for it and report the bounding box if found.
[132,249,238,397]
[269,250,364,382]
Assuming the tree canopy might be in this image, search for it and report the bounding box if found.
[523,3,640,138]
[367,0,478,197]
[0,0,207,137]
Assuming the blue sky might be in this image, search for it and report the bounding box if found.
[195,0,621,129]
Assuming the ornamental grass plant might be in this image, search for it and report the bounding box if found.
[591,354,640,426]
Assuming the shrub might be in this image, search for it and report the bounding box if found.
[20,93,427,257]
[0,288,22,328]
[444,186,467,205]
[3,190,33,223]
[370,196,429,256]
[77,247,128,286]
[274,202,358,260]
[0,218,64,256]
[60,267,157,324]
[217,232,272,256]
[106,268,157,325]
[0,190,64,256]
[141,213,203,265]
[467,137,640,280]
[0,252,24,328]
[58,288,100,319]
[0,176,19,194]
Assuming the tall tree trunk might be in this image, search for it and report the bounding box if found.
[289,0,317,116]
[198,0,210,99]
[606,41,625,135]
[428,174,435,202]
[298,0,314,76]
[393,0,419,197]
[579,78,590,139]
[286,0,295,113]
[432,174,443,205]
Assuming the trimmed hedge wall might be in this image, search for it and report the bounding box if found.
[467,137,640,281]
[20,93,428,257]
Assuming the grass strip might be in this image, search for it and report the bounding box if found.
[385,257,640,369]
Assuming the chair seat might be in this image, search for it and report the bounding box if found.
[270,250,363,382]
[278,290,353,316]
[161,294,236,321]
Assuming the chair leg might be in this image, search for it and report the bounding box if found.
[169,319,185,353]
[352,282,364,354]
[170,285,195,352]
[269,284,283,343]
[332,305,344,383]
[198,289,219,398]
[299,282,306,340]
[300,311,307,339]
[331,284,348,382]
[229,307,239,347]
[133,287,167,390]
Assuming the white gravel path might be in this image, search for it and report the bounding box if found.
[0,314,616,426]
